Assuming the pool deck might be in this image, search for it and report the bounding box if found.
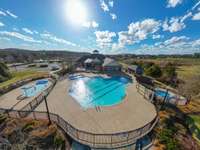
[0,79,52,110]
[36,73,157,134]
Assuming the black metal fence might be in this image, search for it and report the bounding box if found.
[0,107,158,149]
[19,78,56,117]
[0,78,158,149]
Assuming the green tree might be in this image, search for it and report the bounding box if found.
[145,64,162,78]
[161,63,177,86]
[0,62,11,82]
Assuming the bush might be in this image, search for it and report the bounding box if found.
[160,63,177,86]
[145,64,162,78]
[39,64,48,68]
[0,114,7,124]
[158,129,179,150]
[54,133,65,149]
[0,62,11,82]
[28,64,36,67]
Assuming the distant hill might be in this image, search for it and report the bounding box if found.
[0,48,90,63]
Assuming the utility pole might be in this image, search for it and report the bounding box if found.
[160,89,169,110]
[44,96,51,125]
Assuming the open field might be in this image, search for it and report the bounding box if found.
[186,114,200,144]
[0,70,48,88]
[177,65,200,81]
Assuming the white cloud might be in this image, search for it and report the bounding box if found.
[133,36,200,55]
[100,0,109,12]
[192,1,200,10]
[0,37,10,41]
[181,12,192,22]
[0,10,6,16]
[192,38,200,47]
[40,32,76,46]
[0,22,5,27]
[163,17,185,32]
[22,28,34,35]
[0,31,41,43]
[110,13,117,20]
[152,34,162,39]
[82,21,99,28]
[167,0,182,8]
[192,12,200,20]
[34,30,39,34]
[118,19,161,47]
[163,36,189,45]
[95,30,116,48]
[13,28,19,31]
[109,1,114,7]
[6,10,18,19]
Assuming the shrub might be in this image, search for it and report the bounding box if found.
[28,64,36,67]
[158,128,179,150]
[39,64,48,68]
[0,62,11,82]
[145,64,162,78]
[0,114,7,124]
[54,133,65,149]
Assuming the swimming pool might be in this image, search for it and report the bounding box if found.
[22,79,49,97]
[69,76,130,108]
[155,89,173,101]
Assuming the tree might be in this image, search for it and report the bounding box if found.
[145,64,162,78]
[0,62,11,82]
[161,63,177,86]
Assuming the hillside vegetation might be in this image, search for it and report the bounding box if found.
[0,114,69,149]
[0,70,48,89]
[0,62,11,83]
[0,48,89,63]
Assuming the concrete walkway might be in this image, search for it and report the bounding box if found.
[0,79,52,110]
[36,74,157,134]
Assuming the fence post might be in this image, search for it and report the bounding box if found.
[111,135,113,147]
[6,110,10,117]
[160,89,169,110]
[29,103,33,110]
[144,87,147,99]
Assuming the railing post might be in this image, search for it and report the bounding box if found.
[144,87,147,99]
[93,134,95,148]
[111,135,113,147]
[57,115,60,124]
[127,132,129,143]
[29,103,32,110]
[76,130,79,140]
[33,111,36,120]
[6,110,10,117]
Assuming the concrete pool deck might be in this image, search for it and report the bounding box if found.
[0,79,52,110]
[36,73,157,134]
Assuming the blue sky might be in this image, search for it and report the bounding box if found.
[0,0,200,54]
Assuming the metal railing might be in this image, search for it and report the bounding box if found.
[0,107,158,149]
[0,77,158,149]
[18,78,56,117]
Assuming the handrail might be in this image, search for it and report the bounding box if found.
[0,76,158,149]
[0,107,158,149]
[19,78,56,117]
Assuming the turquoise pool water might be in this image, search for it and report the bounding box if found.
[155,90,172,100]
[69,76,130,108]
[22,79,48,97]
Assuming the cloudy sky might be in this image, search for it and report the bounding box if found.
[0,0,200,54]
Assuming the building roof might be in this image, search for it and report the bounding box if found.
[128,65,138,71]
[93,50,99,53]
[103,57,121,67]
[92,58,101,64]
[84,58,93,63]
